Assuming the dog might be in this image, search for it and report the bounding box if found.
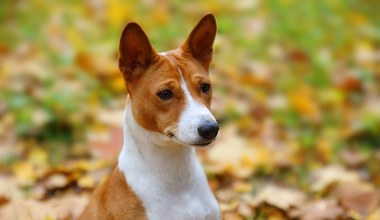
[79,14,221,220]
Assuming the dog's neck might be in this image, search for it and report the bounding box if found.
[118,104,198,192]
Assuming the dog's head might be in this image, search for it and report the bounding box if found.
[119,14,218,147]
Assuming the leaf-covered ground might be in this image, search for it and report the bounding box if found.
[1,0,380,219]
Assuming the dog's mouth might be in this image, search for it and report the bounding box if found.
[191,140,213,147]
[167,132,175,138]
[166,132,215,147]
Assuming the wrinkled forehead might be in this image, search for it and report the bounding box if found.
[159,51,210,81]
[128,56,179,89]
[129,51,210,91]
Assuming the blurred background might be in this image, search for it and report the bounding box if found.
[1,0,380,219]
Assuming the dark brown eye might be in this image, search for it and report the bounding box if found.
[157,90,173,100]
[200,83,211,94]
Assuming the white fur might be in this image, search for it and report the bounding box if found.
[176,67,218,145]
[118,104,221,220]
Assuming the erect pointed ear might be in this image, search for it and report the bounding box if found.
[119,22,158,81]
[182,14,217,69]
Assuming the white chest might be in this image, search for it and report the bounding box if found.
[118,147,220,220]
[139,170,220,220]
[144,191,220,220]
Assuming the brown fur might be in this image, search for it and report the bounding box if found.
[79,167,147,220]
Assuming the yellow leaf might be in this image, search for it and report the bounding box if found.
[44,216,54,220]
[316,138,333,162]
[152,6,169,25]
[349,13,368,26]
[241,154,255,167]
[281,0,294,5]
[12,162,35,185]
[255,146,273,166]
[69,159,106,171]
[233,181,252,193]
[106,0,132,27]
[78,175,96,188]
[368,209,380,220]
[355,40,375,64]
[288,90,320,120]
[110,77,126,93]
[29,148,48,166]
[66,29,84,51]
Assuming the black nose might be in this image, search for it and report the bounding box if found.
[197,122,219,140]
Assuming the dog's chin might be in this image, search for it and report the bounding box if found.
[190,140,214,147]
[170,136,215,148]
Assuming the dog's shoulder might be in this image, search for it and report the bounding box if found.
[79,167,147,220]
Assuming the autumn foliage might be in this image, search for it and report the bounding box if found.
[1,0,380,219]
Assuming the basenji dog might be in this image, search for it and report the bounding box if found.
[79,14,221,220]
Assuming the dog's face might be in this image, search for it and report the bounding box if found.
[119,14,218,147]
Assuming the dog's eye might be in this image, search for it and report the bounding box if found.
[200,83,211,94]
[157,90,173,100]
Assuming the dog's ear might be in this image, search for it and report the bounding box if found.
[119,23,158,81]
[182,14,217,69]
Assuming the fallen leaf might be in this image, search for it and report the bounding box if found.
[232,181,252,193]
[250,185,306,211]
[29,147,49,165]
[48,194,89,219]
[220,200,239,213]
[367,209,380,220]
[0,199,55,220]
[335,182,379,217]
[216,188,238,202]
[0,177,23,206]
[0,194,89,220]
[223,212,243,220]
[236,202,254,218]
[340,148,366,168]
[288,88,320,120]
[310,165,360,192]
[77,174,96,188]
[289,199,344,220]
[66,159,108,172]
[12,161,36,185]
[257,204,288,220]
[334,74,363,92]
[30,184,46,200]
[45,173,68,189]
[207,126,256,176]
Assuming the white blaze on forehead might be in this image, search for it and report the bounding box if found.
[176,67,216,144]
